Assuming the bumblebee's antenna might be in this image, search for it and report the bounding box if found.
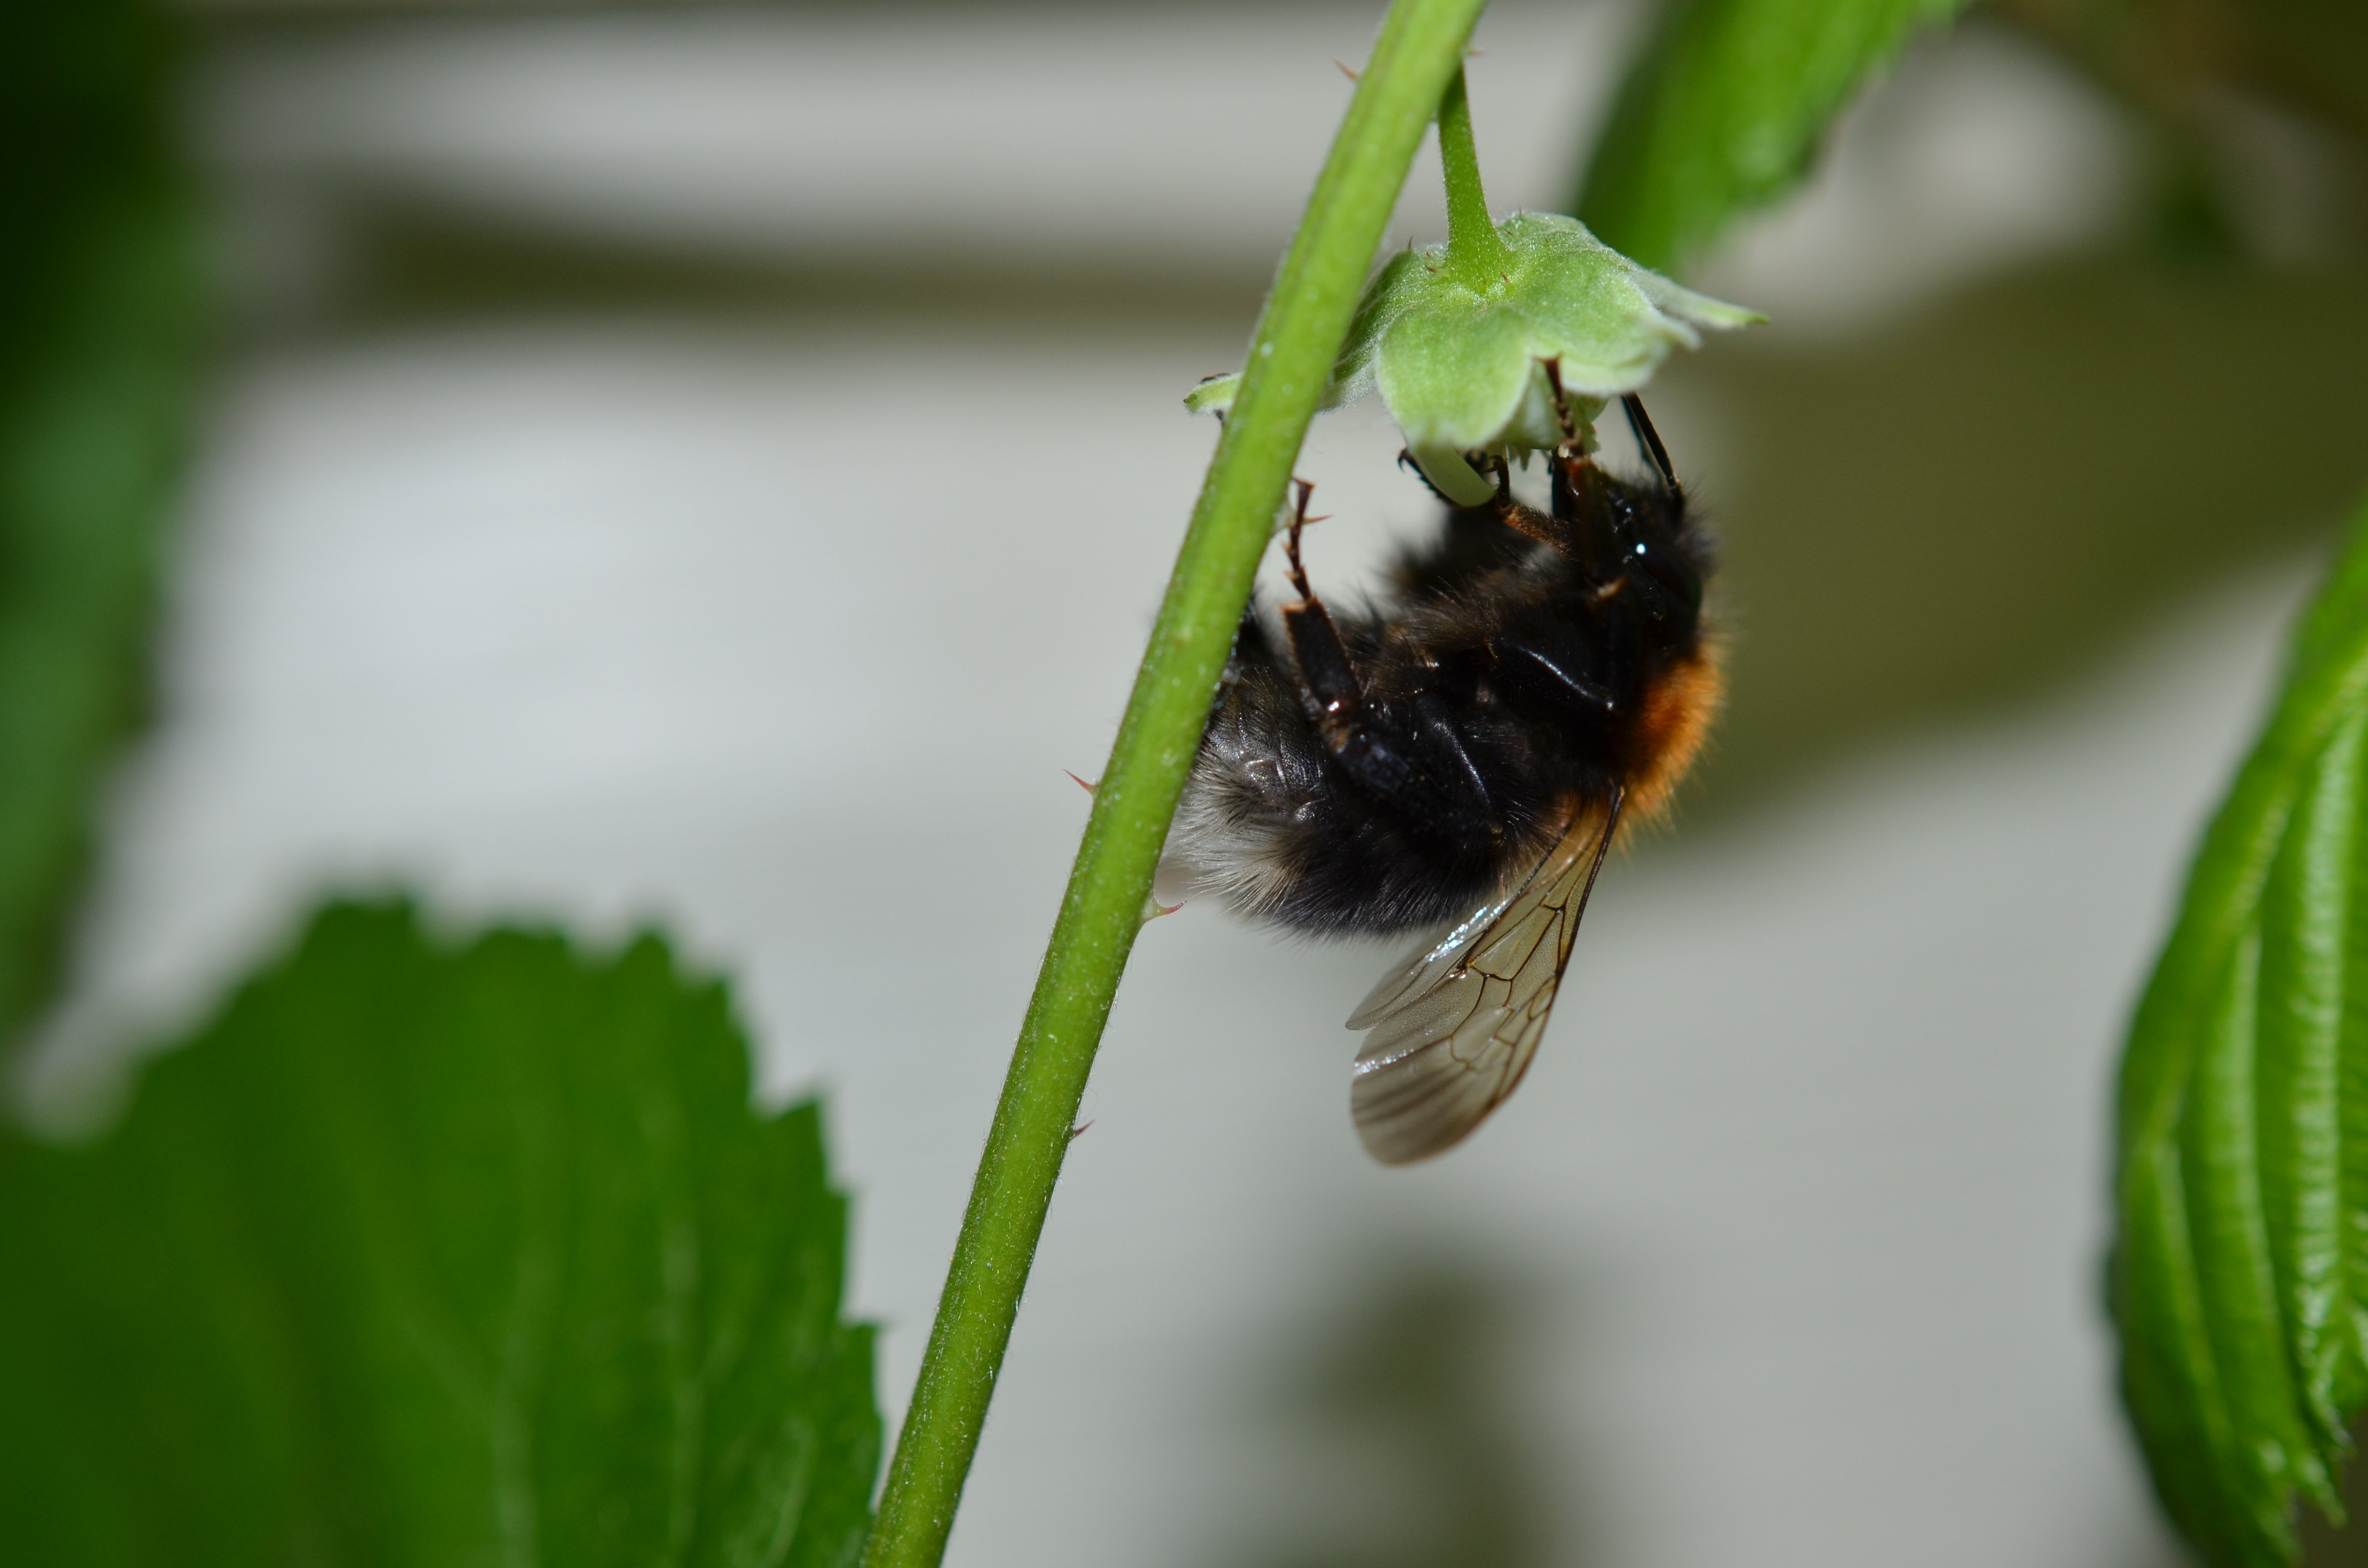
[1621,393,1681,499]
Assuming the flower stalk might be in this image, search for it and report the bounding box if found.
[856,6,1491,1568]
[1436,65,1510,285]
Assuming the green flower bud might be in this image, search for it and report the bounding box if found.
[1188,213,1761,505]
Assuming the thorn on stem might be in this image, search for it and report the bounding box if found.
[1335,59,1360,81]
[1065,770,1098,794]
[1069,1121,1094,1143]
[1141,894,1185,925]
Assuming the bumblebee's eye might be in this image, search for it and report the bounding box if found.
[1625,535,1703,618]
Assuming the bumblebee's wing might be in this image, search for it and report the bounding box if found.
[1347,792,1624,1164]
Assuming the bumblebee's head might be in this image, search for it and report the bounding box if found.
[1549,409,1709,625]
[1554,446,1691,563]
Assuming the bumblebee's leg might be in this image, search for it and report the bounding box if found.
[1409,688,1493,806]
[1553,447,1651,586]
[1543,358,1582,449]
[1395,449,1516,505]
[1280,478,1322,603]
[1203,483,1314,703]
[1396,447,1460,507]
[1550,446,1621,530]
[1278,487,1497,842]
[1276,480,1378,739]
[1288,598,1499,845]
[1488,615,1635,722]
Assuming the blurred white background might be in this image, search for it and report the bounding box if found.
[33,1,2352,1562]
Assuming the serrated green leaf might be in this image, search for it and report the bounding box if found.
[2257,706,2366,1455]
[0,0,205,1048]
[2116,499,2368,1566]
[0,900,881,1568]
[2184,929,2327,1545]
[1576,0,1972,273]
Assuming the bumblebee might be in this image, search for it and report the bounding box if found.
[1169,395,1721,1164]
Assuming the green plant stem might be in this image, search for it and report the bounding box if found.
[857,4,1489,1566]
[1437,63,1510,284]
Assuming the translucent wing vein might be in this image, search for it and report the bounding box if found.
[1348,794,1623,1164]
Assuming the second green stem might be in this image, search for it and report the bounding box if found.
[1438,64,1510,283]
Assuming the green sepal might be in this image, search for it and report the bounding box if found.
[1184,374,1238,415]
[1185,213,1757,502]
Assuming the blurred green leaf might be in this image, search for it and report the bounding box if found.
[2116,498,2368,1566]
[1992,0,2368,149]
[0,900,881,1568]
[2184,0,2368,140]
[0,0,205,1048]
[1576,0,1970,273]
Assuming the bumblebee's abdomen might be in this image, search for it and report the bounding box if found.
[1172,640,1577,935]
[1170,618,1707,936]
